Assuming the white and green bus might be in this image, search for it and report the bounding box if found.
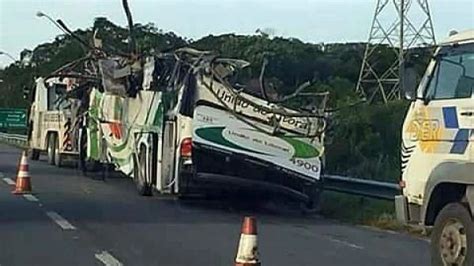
[79,49,328,208]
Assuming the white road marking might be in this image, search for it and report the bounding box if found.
[23,194,39,202]
[328,237,364,250]
[2,177,15,185]
[95,251,123,266]
[45,211,76,230]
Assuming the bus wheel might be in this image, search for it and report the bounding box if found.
[78,127,100,175]
[133,148,152,196]
[29,149,40,161]
[301,186,322,214]
[431,203,474,266]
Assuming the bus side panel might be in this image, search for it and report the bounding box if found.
[193,105,322,181]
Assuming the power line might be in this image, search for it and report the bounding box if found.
[356,0,436,103]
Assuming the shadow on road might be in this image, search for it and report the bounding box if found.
[1,144,324,227]
[1,186,325,227]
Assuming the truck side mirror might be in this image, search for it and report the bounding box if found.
[401,66,417,101]
[23,86,30,99]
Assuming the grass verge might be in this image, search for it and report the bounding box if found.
[320,191,427,237]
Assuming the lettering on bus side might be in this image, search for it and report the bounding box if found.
[215,88,310,131]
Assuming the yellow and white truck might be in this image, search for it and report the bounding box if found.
[397,29,474,265]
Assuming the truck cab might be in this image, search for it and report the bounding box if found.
[397,30,474,265]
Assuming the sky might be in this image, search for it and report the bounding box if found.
[0,0,473,67]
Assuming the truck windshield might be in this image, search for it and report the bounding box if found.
[47,83,69,111]
[425,43,474,100]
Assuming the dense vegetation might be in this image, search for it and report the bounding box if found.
[0,18,431,182]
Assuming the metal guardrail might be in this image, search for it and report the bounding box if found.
[0,132,27,147]
[0,133,400,201]
[323,174,401,200]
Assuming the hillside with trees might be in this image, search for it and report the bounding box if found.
[0,18,431,182]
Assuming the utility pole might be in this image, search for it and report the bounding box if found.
[356,0,436,103]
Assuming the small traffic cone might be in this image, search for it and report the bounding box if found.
[235,216,261,266]
[12,151,32,194]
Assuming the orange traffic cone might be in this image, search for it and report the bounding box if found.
[235,216,261,266]
[12,151,32,194]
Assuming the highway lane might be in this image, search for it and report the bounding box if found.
[0,171,102,265]
[0,143,430,265]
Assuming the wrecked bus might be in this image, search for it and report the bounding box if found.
[84,48,328,208]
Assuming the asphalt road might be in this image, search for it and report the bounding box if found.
[0,143,430,266]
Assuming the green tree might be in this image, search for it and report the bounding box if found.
[0,18,430,182]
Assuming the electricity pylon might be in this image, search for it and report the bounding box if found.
[356,0,436,103]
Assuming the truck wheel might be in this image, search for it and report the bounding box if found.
[29,149,40,161]
[54,134,62,167]
[133,148,152,196]
[431,203,474,266]
[47,134,56,165]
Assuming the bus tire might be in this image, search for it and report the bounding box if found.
[78,127,100,175]
[133,148,152,196]
[29,149,40,161]
[301,186,322,214]
[431,202,474,266]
